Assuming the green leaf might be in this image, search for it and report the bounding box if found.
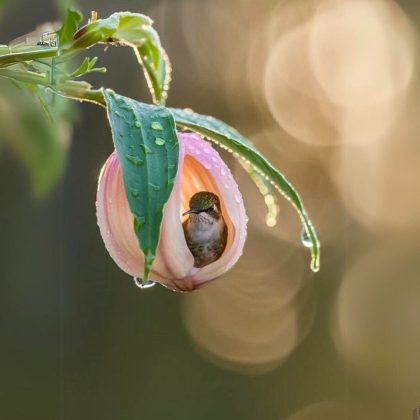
[69,56,105,78]
[103,89,179,283]
[57,9,83,46]
[69,12,171,105]
[170,108,320,272]
[0,12,170,105]
[0,79,74,197]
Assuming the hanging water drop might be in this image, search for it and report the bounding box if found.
[301,229,312,248]
[133,277,156,289]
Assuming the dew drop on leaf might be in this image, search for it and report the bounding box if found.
[125,154,143,167]
[130,189,140,198]
[150,183,161,192]
[140,144,153,154]
[154,138,165,146]
[151,121,163,130]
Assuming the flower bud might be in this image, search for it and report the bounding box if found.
[96,132,247,291]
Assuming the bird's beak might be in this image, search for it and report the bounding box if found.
[182,209,200,216]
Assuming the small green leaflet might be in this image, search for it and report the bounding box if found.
[0,10,171,106]
[0,79,70,197]
[103,89,179,283]
[69,12,171,105]
[170,107,320,272]
[57,9,83,46]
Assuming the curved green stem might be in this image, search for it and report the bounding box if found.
[0,48,58,67]
[0,68,106,106]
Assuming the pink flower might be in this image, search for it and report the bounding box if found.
[96,132,248,292]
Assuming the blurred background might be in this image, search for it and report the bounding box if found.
[1,0,420,419]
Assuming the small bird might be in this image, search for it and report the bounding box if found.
[182,191,228,268]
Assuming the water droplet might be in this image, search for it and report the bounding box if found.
[150,183,160,192]
[264,194,275,206]
[234,192,242,203]
[133,277,156,289]
[265,215,277,227]
[125,154,143,167]
[155,138,165,146]
[130,189,140,198]
[134,120,141,128]
[140,144,153,154]
[151,121,163,131]
[134,217,145,233]
[301,229,312,248]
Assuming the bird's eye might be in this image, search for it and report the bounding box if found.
[203,205,215,212]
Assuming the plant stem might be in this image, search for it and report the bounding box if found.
[0,67,106,107]
[0,48,58,67]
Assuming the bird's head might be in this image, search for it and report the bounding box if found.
[182,191,222,219]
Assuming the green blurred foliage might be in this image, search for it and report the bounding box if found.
[0,78,74,197]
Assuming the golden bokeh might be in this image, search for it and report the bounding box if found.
[285,400,381,420]
[333,243,420,408]
[182,232,314,374]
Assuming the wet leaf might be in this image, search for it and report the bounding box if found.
[170,107,320,272]
[71,12,171,104]
[57,9,83,46]
[103,89,179,283]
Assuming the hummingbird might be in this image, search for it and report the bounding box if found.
[182,191,228,268]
